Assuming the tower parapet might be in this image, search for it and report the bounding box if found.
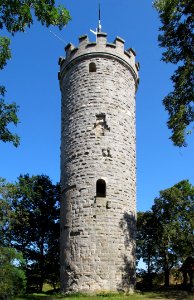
[58,32,139,88]
[59,32,138,294]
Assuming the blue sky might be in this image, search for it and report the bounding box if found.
[1,0,194,212]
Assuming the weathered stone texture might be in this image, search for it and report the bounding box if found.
[59,32,139,293]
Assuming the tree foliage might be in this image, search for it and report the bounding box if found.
[0,247,26,298]
[152,180,194,257]
[0,36,11,69]
[153,0,194,147]
[0,177,16,247]
[136,211,159,287]
[152,180,194,286]
[137,180,194,287]
[0,174,61,292]
[0,87,20,147]
[0,0,71,146]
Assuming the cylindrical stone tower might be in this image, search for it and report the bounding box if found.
[59,32,139,293]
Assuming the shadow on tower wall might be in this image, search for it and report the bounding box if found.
[118,212,136,292]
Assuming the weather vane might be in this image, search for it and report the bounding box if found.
[90,2,102,41]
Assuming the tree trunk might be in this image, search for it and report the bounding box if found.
[183,271,187,287]
[163,249,170,287]
[39,281,43,293]
[164,268,170,287]
[39,237,45,292]
[189,271,193,290]
[147,255,153,288]
[52,281,56,291]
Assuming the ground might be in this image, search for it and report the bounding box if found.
[15,289,194,300]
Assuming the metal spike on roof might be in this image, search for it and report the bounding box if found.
[97,2,102,32]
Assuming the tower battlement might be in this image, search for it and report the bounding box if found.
[58,32,139,87]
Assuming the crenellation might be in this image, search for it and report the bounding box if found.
[128,47,136,56]
[114,36,125,51]
[135,61,140,71]
[79,35,89,47]
[58,56,65,66]
[59,33,139,88]
[106,43,116,49]
[97,32,107,45]
[86,42,97,48]
[71,47,78,55]
[65,43,75,57]
[124,50,131,59]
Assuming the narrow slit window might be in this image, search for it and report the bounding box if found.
[96,179,106,197]
[89,62,96,72]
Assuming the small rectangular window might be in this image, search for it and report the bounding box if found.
[89,62,96,72]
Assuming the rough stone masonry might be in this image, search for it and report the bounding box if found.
[59,32,139,293]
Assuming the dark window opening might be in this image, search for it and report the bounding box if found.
[70,231,81,237]
[89,62,96,72]
[96,179,106,197]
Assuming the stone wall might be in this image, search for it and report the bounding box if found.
[59,32,139,293]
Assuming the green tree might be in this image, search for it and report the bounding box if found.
[0,88,20,147]
[44,220,60,290]
[0,177,16,247]
[0,178,27,297]
[137,180,194,287]
[9,174,60,292]
[136,211,159,287]
[152,180,194,286]
[0,247,26,299]
[0,0,71,146]
[153,0,194,147]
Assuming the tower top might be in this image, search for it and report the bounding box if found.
[58,33,140,88]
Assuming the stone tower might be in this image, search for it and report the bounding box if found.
[59,32,139,293]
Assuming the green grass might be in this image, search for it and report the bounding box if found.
[15,290,194,300]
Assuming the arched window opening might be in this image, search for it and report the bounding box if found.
[96,179,106,197]
[89,62,96,72]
